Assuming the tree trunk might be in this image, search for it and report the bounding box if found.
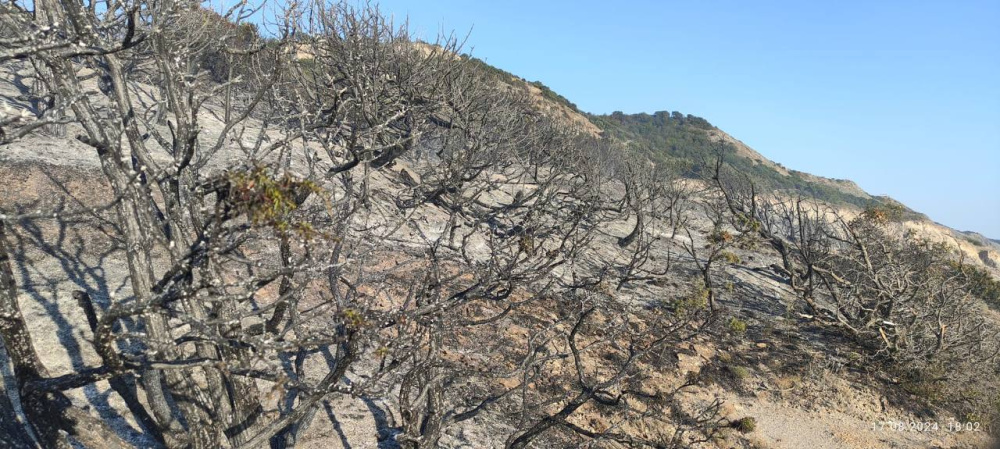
[73,291,165,445]
[0,339,37,448]
[618,212,643,248]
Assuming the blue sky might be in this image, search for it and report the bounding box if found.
[365,0,1000,238]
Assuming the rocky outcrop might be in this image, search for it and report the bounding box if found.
[980,249,999,269]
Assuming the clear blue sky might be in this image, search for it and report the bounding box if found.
[289,1,1000,237]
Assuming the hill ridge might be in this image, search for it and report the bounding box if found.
[466,62,999,275]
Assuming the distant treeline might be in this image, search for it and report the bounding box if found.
[589,111,876,208]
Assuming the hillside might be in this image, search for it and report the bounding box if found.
[587,111,1000,276]
[1,66,995,448]
[0,3,998,449]
[589,111,875,207]
[458,54,913,214]
[474,64,1000,278]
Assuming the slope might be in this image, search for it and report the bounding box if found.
[465,58,1000,277]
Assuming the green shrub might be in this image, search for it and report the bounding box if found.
[727,317,747,335]
[675,282,709,317]
[227,166,320,236]
[728,365,749,380]
[720,251,741,264]
[731,416,756,433]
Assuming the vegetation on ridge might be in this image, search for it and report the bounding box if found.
[589,110,876,207]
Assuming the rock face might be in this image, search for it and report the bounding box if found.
[981,249,999,269]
